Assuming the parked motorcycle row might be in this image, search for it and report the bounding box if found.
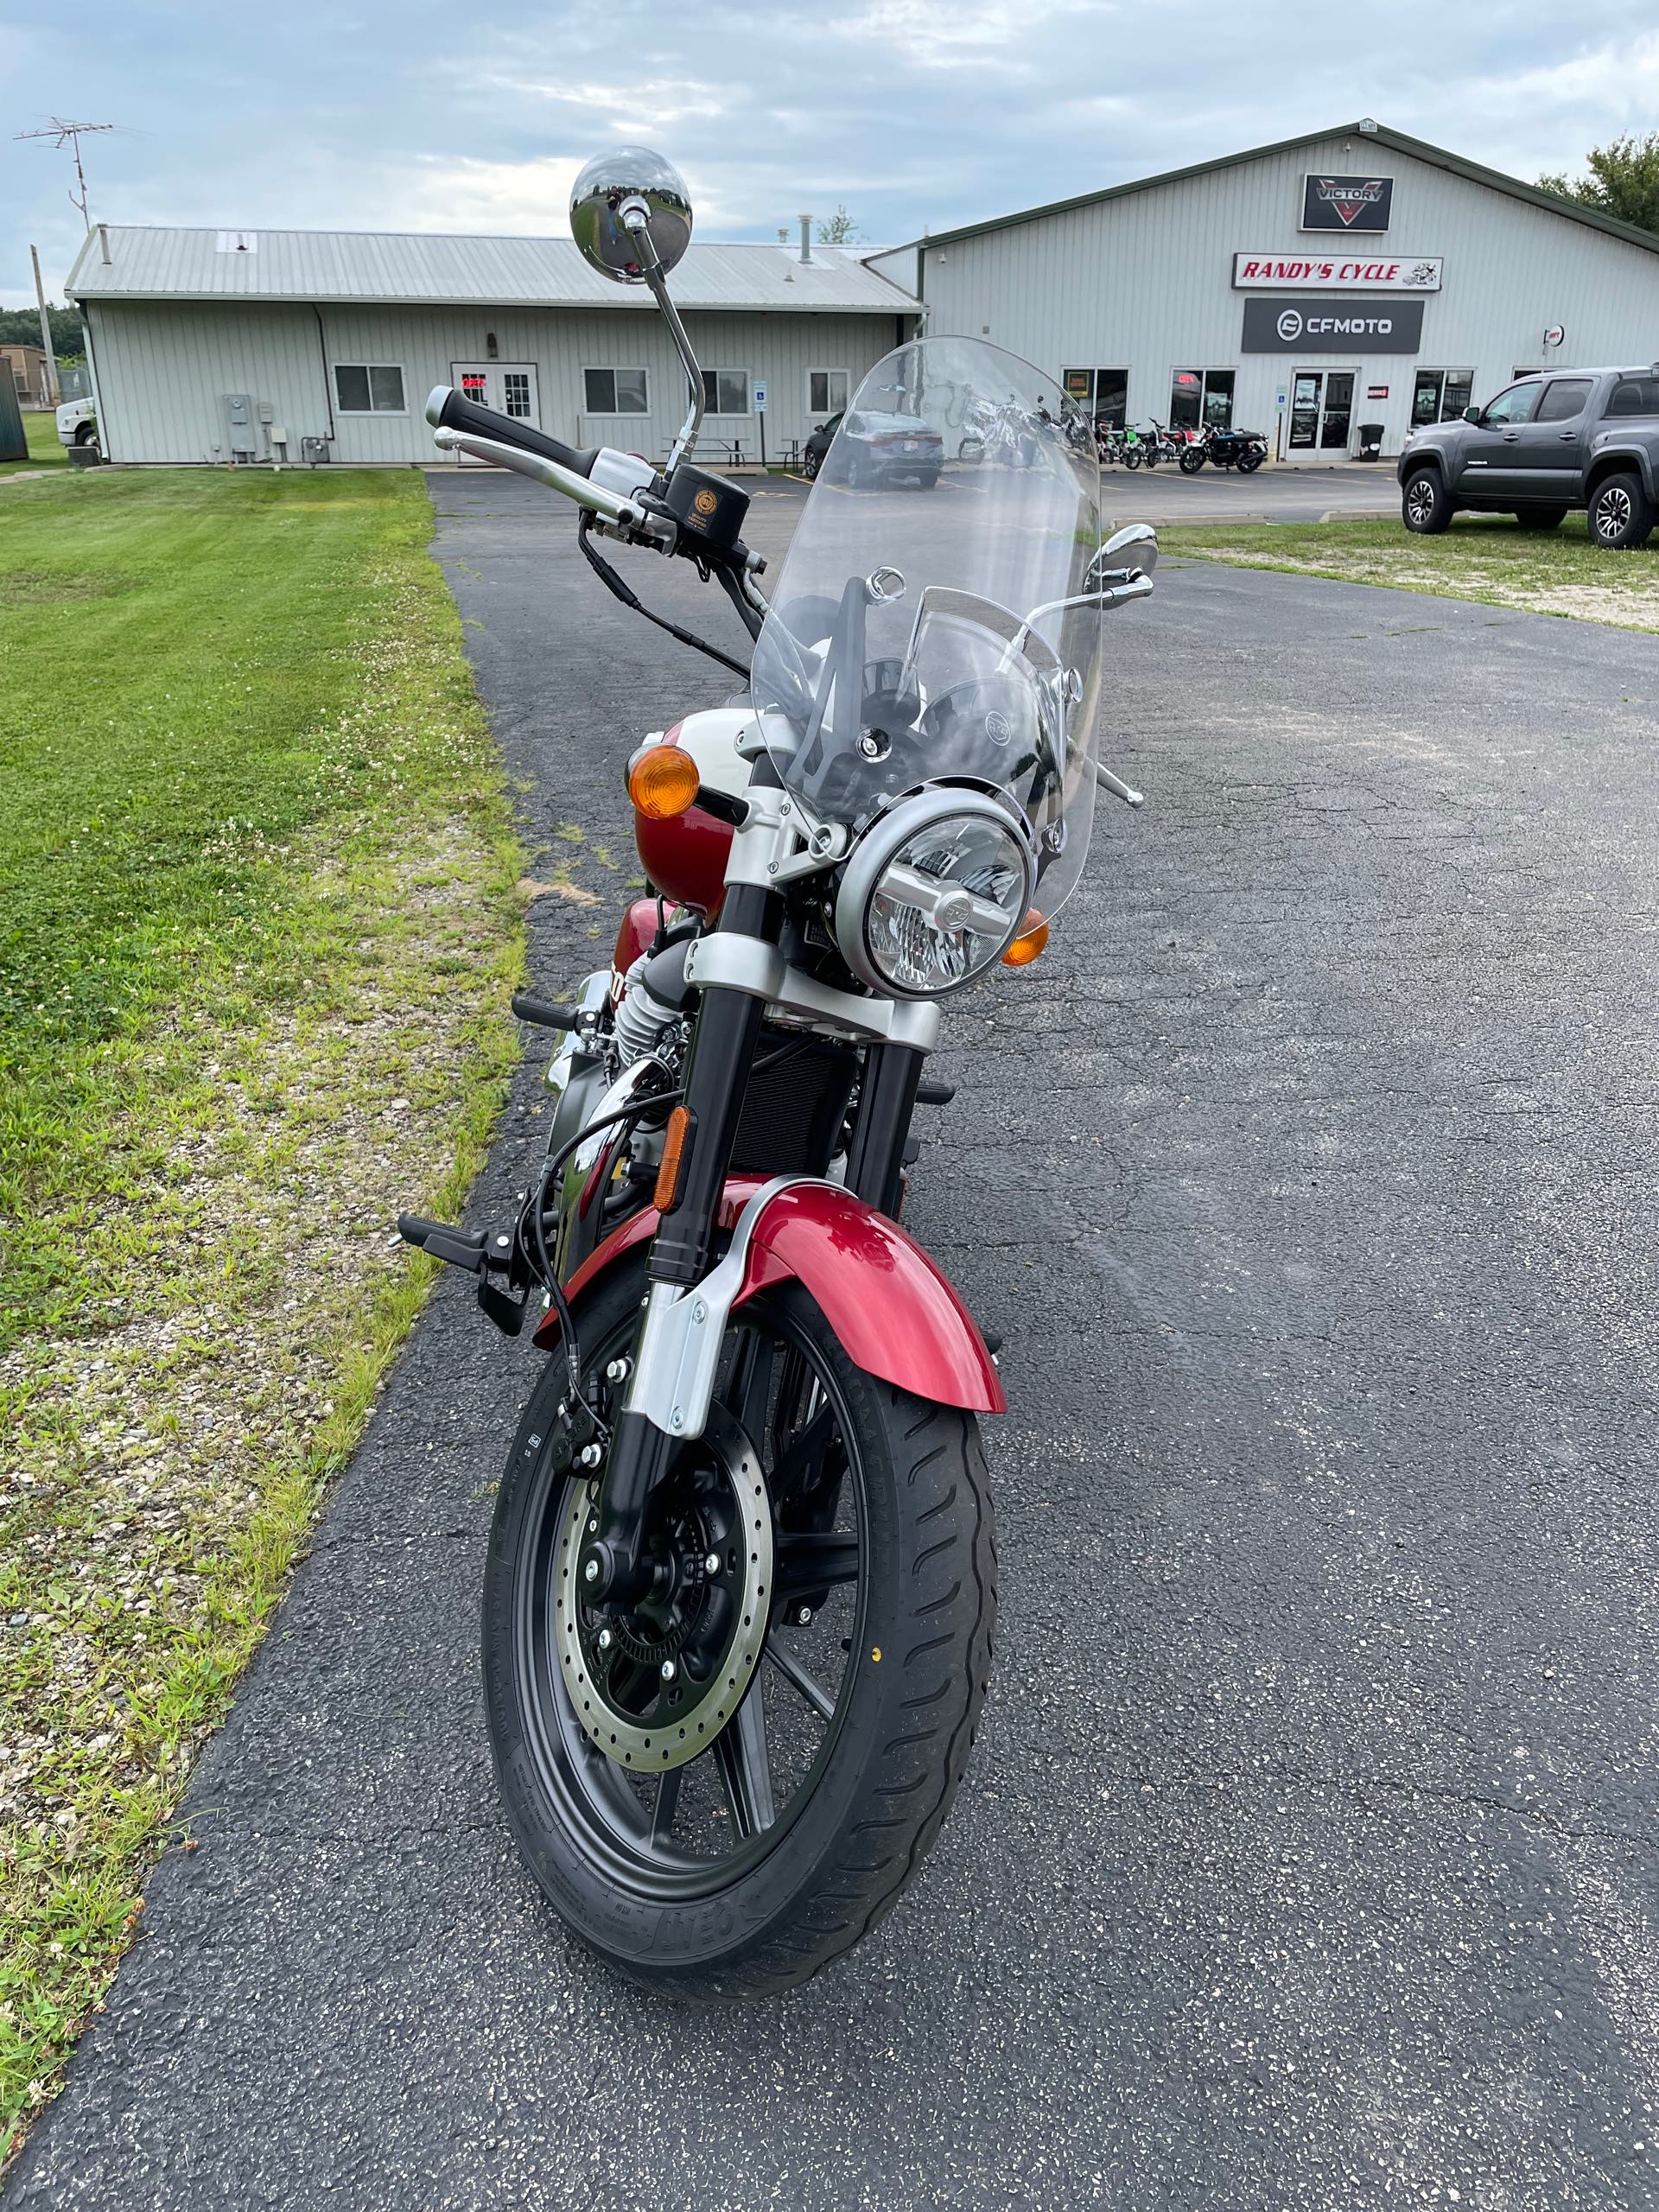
[1096,416,1268,474]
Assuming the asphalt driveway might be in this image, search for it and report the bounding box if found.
[11,473,1659,2210]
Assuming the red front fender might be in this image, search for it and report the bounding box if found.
[533,1178,1004,1415]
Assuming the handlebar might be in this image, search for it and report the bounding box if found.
[425,385,598,479]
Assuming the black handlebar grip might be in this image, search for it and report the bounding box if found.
[426,385,599,479]
[511,991,583,1031]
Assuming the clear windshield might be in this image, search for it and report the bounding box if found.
[751,336,1103,920]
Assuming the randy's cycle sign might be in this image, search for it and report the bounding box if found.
[1302,174,1394,232]
[1241,296,1427,353]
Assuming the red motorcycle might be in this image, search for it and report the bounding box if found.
[399,148,1158,1994]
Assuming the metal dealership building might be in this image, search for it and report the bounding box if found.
[908,120,1659,462]
[65,118,1659,469]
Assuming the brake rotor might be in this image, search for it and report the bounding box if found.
[553,1404,773,1775]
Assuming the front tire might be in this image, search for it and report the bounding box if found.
[1402,465,1452,533]
[1179,446,1205,475]
[482,1253,997,1998]
[801,448,821,481]
[1590,472,1654,550]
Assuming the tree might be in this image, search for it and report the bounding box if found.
[1539,133,1659,237]
[0,302,84,357]
[816,206,860,245]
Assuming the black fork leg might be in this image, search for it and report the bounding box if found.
[843,1041,924,1217]
[583,882,781,1602]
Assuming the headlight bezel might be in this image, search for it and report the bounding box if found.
[832,787,1036,1001]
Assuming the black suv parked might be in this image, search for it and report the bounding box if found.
[1397,367,1659,549]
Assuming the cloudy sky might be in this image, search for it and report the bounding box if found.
[3,0,1655,308]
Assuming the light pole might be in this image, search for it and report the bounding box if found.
[29,244,60,406]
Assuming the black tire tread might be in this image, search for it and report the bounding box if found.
[639,1377,998,1999]
[486,1262,997,2002]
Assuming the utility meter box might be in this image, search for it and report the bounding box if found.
[225,392,257,456]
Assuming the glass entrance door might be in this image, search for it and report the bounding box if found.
[1287,370,1356,454]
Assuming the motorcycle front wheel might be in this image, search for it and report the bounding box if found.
[482,1249,997,1997]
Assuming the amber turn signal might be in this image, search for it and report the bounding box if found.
[1001,909,1049,966]
[628,743,702,822]
[653,1105,691,1211]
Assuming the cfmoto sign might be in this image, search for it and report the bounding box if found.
[1242,295,1426,354]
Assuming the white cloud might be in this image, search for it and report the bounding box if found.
[387,154,588,235]
[478,73,731,137]
[823,0,1109,70]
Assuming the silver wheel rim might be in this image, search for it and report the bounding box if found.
[554,1405,773,1773]
[1408,480,1434,523]
[1599,488,1631,538]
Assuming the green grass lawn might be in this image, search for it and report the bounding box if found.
[0,414,69,477]
[0,466,522,2152]
[1160,511,1659,632]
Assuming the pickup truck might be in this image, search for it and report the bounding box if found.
[1397,365,1659,549]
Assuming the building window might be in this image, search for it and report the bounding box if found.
[1411,370,1474,425]
[809,368,849,417]
[1169,369,1232,432]
[1062,367,1128,429]
[1200,370,1234,429]
[334,364,406,414]
[583,366,649,415]
[501,370,533,420]
[693,368,750,416]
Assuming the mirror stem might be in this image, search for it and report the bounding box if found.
[624,201,705,471]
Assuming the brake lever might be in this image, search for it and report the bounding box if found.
[431,427,674,544]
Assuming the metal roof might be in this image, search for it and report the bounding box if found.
[65,226,916,315]
[911,122,1659,260]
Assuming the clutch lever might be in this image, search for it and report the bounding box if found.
[431,427,674,545]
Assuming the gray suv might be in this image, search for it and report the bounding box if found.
[1397,366,1659,550]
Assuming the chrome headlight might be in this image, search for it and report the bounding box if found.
[834,791,1034,999]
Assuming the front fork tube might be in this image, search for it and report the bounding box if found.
[843,1042,924,1217]
[583,887,779,1605]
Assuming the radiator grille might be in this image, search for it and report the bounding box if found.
[730,1033,858,1177]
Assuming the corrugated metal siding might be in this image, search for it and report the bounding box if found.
[88,301,327,466]
[921,131,1659,459]
[67,228,911,315]
[862,245,919,297]
[86,299,910,467]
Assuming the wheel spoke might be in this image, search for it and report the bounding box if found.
[713,1688,776,1837]
[765,1634,836,1722]
[727,1327,777,1445]
[775,1530,860,1598]
[650,1765,682,1847]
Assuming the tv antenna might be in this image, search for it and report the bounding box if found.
[16,118,115,229]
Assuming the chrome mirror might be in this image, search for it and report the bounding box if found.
[569,147,694,284]
[1096,522,1159,577]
